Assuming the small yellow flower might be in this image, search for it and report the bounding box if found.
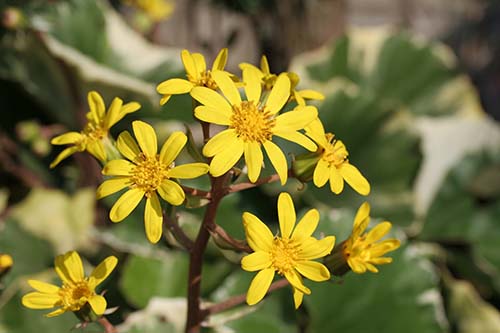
[306,118,370,195]
[191,70,317,184]
[22,251,117,318]
[97,120,209,243]
[343,202,400,274]
[241,192,335,308]
[0,253,13,277]
[125,0,174,22]
[50,91,140,168]
[240,55,324,105]
[156,48,229,105]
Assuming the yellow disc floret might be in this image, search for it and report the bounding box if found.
[270,237,300,275]
[131,153,170,196]
[321,133,348,167]
[230,101,275,144]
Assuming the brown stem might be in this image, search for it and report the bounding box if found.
[211,224,252,253]
[228,173,281,193]
[164,210,194,251]
[204,279,289,316]
[185,174,227,333]
[97,317,117,333]
[181,185,211,200]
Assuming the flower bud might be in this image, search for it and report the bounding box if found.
[292,151,320,183]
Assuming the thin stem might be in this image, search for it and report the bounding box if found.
[164,210,194,251]
[181,185,211,200]
[97,317,117,333]
[211,224,252,253]
[204,279,289,316]
[228,173,281,193]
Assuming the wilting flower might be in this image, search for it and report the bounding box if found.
[240,55,324,105]
[50,91,140,168]
[191,70,317,184]
[342,202,400,274]
[156,48,228,105]
[124,0,174,22]
[97,120,209,243]
[305,118,370,195]
[22,251,117,318]
[241,192,335,308]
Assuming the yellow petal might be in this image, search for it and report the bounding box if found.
[273,131,317,152]
[116,131,141,161]
[260,55,270,75]
[263,141,288,185]
[211,70,241,106]
[106,98,140,128]
[160,94,172,106]
[190,87,232,114]
[109,188,144,222]
[156,78,194,94]
[209,138,244,177]
[365,222,392,244]
[243,67,262,103]
[313,159,329,187]
[88,256,118,289]
[369,257,393,265]
[305,118,327,147]
[194,105,231,126]
[192,53,206,73]
[28,280,60,294]
[265,74,290,114]
[242,212,274,252]
[329,166,344,194]
[50,132,82,145]
[88,295,107,315]
[352,202,370,237]
[86,140,107,162]
[45,308,65,317]
[22,292,60,309]
[55,251,84,283]
[278,192,295,239]
[369,239,401,257]
[212,48,228,71]
[244,142,263,183]
[291,209,319,242]
[202,129,237,157]
[145,193,163,244]
[181,49,198,80]
[297,89,324,101]
[159,131,187,165]
[96,177,130,199]
[293,90,306,106]
[87,91,105,123]
[295,261,330,282]
[348,258,367,274]
[169,163,209,179]
[102,159,135,176]
[293,288,304,309]
[158,179,185,206]
[300,236,335,260]
[284,270,310,295]
[132,120,157,157]
[339,163,370,195]
[246,267,275,306]
[49,146,80,168]
[241,251,272,272]
[274,106,317,132]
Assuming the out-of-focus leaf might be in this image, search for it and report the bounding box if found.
[9,188,95,254]
[117,298,182,333]
[306,245,447,333]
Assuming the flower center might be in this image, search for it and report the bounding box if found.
[59,281,93,311]
[343,236,372,261]
[187,70,218,90]
[230,101,275,144]
[321,134,348,167]
[270,237,299,275]
[131,153,170,196]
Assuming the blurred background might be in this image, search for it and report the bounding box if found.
[0,0,499,332]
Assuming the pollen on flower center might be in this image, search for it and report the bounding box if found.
[343,236,371,260]
[131,153,169,196]
[230,101,275,144]
[59,281,93,310]
[322,133,348,167]
[187,70,218,90]
[270,237,299,275]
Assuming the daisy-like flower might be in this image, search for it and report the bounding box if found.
[343,202,400,274]
[156,48,228,106]
[97,120,209,243]
[241,192,335,308]
[22,251,117,318]
[305,118,370,195]
[124,0,174,22]
[191,70,317,184]
[240,55,324,105]
[50,91,140,168]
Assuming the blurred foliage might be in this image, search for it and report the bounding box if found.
[0,1,499,333]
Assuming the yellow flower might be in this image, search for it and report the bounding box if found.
[50,91,140,168]
[306,118,370,195]
[0,253,13,277]
[97,120,209,243]
[241,192,335,308]
[22,251,117,318]
[156,48,229,105]
[343,202,400,274]
[191,70,317,184]
[240,55,324,105]
[125,0,174,22]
